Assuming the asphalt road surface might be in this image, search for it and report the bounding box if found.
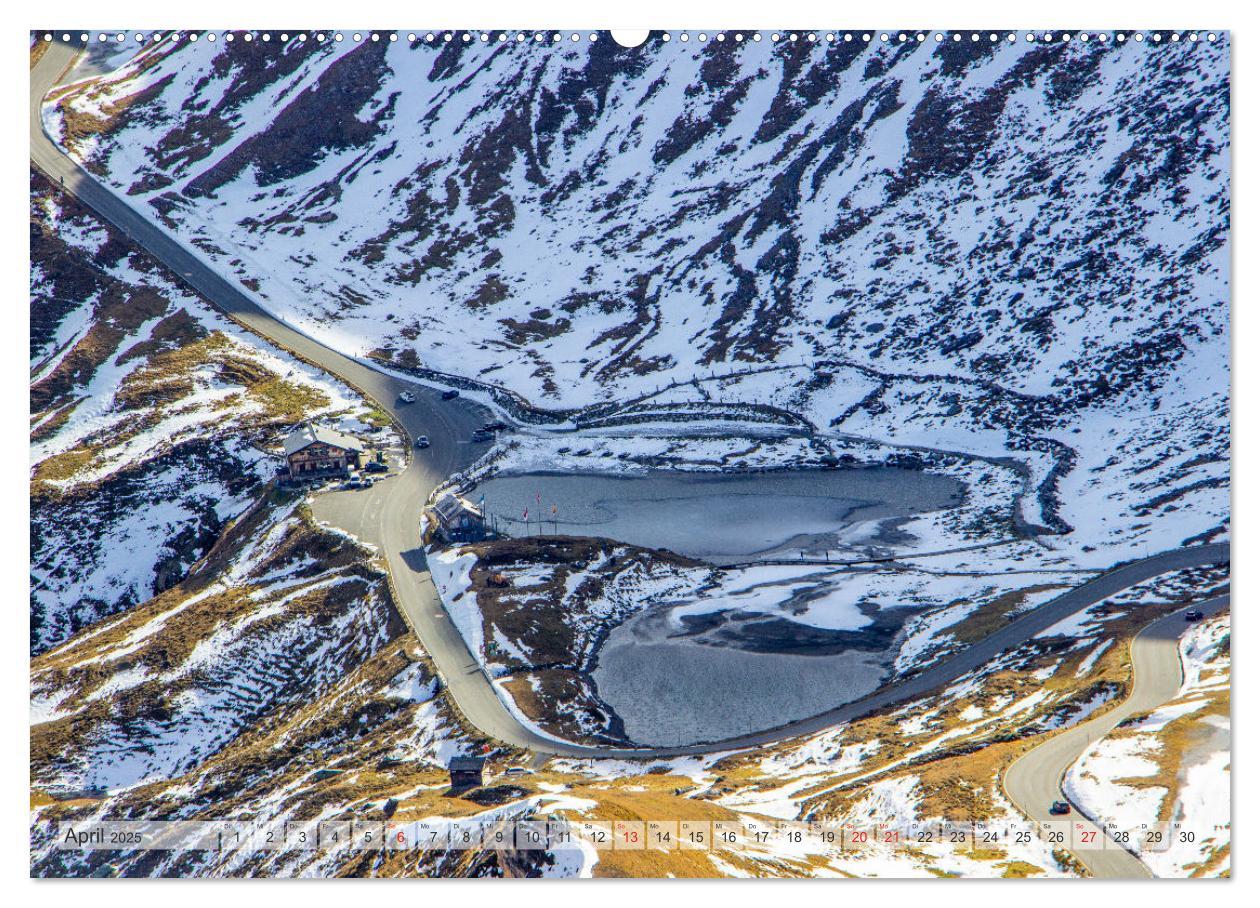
[1003,594,1230,878]
[31,39,1231,764]
[29,38,560,755]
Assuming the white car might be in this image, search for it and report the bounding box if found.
[399,390,416,404]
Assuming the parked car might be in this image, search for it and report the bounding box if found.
[1184,609,1205,621]
[1049,801,1071,816]
[441,389,460,400]
[364,460,388,474]
[503,767,534,776]
[399,390,416,404]
[361,477,374,488]
[415,435,430,448]
[483,421,508,432]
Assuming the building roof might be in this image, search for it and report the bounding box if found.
[434,493,483,525]
[283,423,365,457]
[449,756,486,772]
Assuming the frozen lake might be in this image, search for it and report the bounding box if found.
[473,467,964,563]
[591,605,891,746]
[475,465,966,745]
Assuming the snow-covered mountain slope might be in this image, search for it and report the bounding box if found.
[30,501,403,794]
[30,168,487,879]
[30,171,390,653]
[43,33,1229,567]
[45,33,1227,403]
[30,505,487,879]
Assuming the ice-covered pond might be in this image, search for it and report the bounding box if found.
[592,605,891,747]
[473,466,968,746]
[473,467,965,564]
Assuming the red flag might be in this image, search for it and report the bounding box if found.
[522,507,529,520]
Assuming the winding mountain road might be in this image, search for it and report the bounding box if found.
[1003,593,1230,878]
[30,39,1231,767]
[29,37,562,757]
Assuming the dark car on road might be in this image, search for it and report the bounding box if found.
[1049,801,1071,816]
[414,435,430,448]
[1185,609,1205,621]
[441,389,460,400]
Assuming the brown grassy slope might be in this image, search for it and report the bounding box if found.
[31,36,49,69]
[31,503,407,789]
[499,668,630,746]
